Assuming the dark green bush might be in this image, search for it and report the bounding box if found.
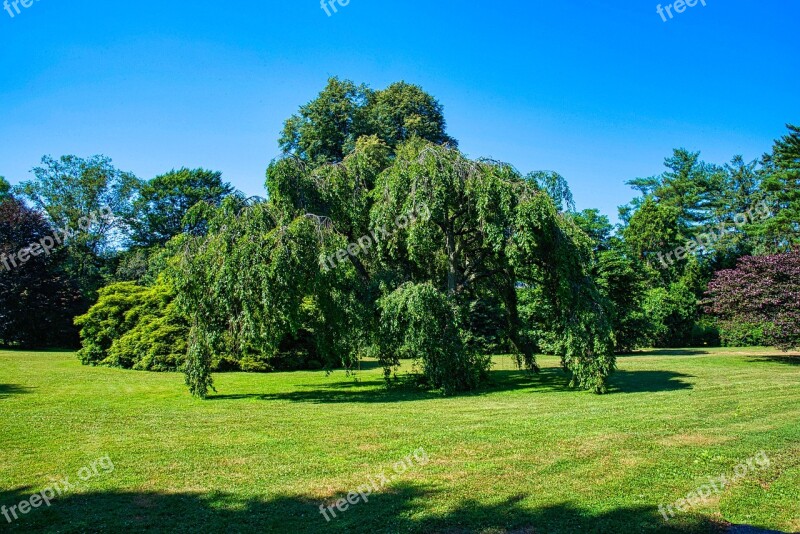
[718,321,767,348]
[690,317,721,347]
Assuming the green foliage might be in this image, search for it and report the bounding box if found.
[690,317,722,347]
[617,141,796,349]
[75,281,189,371]
[570,209,612,248]
[130,168,235,247]
[368,141,615,392]
[14,155,139,300]
[180,134,617,396]
[752,124,800,253]
[15,155,137,251]
[642,283,697,348]
[378,282,489,394]
[624,148,724,231]
[75,282,146,365]
[527,171,576,213]
[172,198,372,396]
[718,321,767,347]
[280,77,372,163]
[570,211,650,353]
[279,77,455,164]
[594,244,651,352]
[0,176,10,200]
[623,197,683,275]
[508,192,616,392]
[113,247,153,283]
[367,81,456,150]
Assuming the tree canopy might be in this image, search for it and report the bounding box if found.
[279,77,455,164]
[174,135,617,397]
[707,251,800,350]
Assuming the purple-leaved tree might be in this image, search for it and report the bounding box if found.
[707,250,800,350]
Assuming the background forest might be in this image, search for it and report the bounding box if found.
[2,78,798,397]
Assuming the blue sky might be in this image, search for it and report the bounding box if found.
[1,0,798,221]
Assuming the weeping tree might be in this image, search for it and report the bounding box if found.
[174,138,615,397]
[371,142,615,390]
[172,78,614,398]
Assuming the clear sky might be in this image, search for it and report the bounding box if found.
[1,0,798,221]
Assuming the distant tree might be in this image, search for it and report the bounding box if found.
[14,155,139,299]
[625,149,723,231]
[595,241,651,352]
[528,171,576,213]
[130,168,235,247]
[0,176,10,200]
[0,198,82,347]
[704,156,763,269]
[571,209,612,250]
[753,125,800,253]
[15,155,136,247]
[707,251,800,350]
[623,197,683,277]
[570,211,649,352]
[642,283,697,348]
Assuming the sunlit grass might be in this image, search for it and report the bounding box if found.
[0,348,798,532]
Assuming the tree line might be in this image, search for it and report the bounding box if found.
[1,78,797,397]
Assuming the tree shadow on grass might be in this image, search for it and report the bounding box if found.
[606,370,694,394]
[0,384,33,399]
[628,349,712,357]
[209,366,579,403]
[208,366,693,404]
[0,483,734,534]
[0,347,77,354]
[747,355,800,366]
[208,380,445,404]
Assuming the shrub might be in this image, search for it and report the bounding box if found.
[690,317,722,347]
[718,321,767,348]
[76,281,189,371]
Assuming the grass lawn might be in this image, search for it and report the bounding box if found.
[0,348,798,533]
